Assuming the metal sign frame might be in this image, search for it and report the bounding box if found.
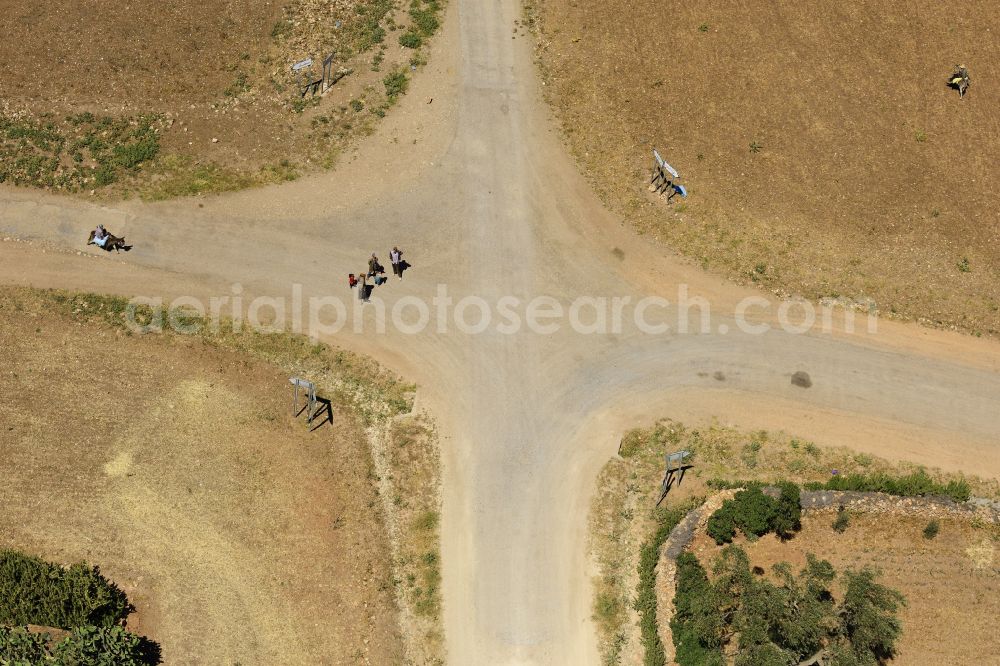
[657,449,692,505]
[290,377,318,423]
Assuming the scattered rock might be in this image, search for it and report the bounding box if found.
[791,370,812,388]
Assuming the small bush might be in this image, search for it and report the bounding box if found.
[707,487,779,544]
[707,503,737,545]
[922,519,940,540]
[53,625,149,665]
[270,19,293,40]
[112,136,160,170]
[772,482,802,539]
[832,505,850,533]
[410,7,440,36]
[399,30,423,48]
[94,163,118,186]
[384,70,410,100]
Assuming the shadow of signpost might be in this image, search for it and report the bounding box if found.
[309,397,334,431]
[290,377,333,430]
[656,450,693,506]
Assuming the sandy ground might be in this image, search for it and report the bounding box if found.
[2,0,1000,663]
[0,291,404,664]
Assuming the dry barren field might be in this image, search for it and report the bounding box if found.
[531,0,1000,335]
[0,288,405,664]
[0,0,442,198]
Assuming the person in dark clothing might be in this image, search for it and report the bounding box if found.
[390,246,403,280]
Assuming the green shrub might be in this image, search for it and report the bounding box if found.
[922,519,940,540]
[832,505,850,533]
[671,553,725,665]
[94,163,118,187]
[772,482,801,539]
[0,625,152,665]
[0,626,50,662]
[839,568,905,662]
[383,70,410,100]
[708,485,802,544]
[803,470,970,503]
[0,550,131,629]
[707,502,737,545]
[635,504,695,666]
[270,19,293,40]
[728,488,777,538]
[54,625,149,665]
[112,136,160,170]
[409,7,440,36]
[399,30,423,48]
[677,546,904,666]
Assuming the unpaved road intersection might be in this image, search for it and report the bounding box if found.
[2,1,1000,664]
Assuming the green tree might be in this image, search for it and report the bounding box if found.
[772,483,802,538]
[839,568,905,663]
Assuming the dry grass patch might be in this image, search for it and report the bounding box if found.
[531,0,1000,336]
[0,286,444,663]
[0,0,445,198]
[0,287,406,663]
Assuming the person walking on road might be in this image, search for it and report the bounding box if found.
[368,253,382,278]
[390,246,403,280]
[358,272,369,302]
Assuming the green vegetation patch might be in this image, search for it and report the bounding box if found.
[672,546,905,666]
[409,0,441,37]
[0,549,156,664]
[635,501,700,666]
[0,112,162,191]
[706,483,801,545]
[0,549,130,629]
[383,70,410,100]
[352,0,395,52]
[803,469,971,503]
[0,625,151,665]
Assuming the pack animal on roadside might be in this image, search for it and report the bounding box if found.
[87,225,129,252]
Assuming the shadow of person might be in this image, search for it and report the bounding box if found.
[399,260,411,278]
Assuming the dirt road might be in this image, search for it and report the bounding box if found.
[2,1,1000,664]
